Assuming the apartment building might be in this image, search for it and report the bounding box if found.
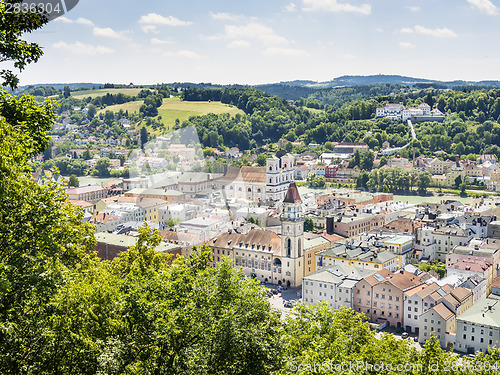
[353,269,423,328]
[455,299,500,354]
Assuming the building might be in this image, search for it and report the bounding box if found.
[383,236,413,267]
[433,226,474,262]
[302,265,375,309]
[206,183,305,287]
[266,154,295,202]
[419,302,456,349]
[455,299,500,354]
[404,282,441,334]
[217,166,267,203]
[316,239,400,272]
[353,269,424,328]
[329,212,385,238]
[94,233,181,261]
[65,185,107,203]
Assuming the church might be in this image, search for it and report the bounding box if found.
[215,154,295,204]
[207,182,305,287]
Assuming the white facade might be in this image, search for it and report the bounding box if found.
[266,155,295,202]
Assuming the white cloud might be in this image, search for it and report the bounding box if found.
[227,40,251,48]
[210,12,242,20]
[399,42,415,49]
[151,38,173,45]
[164,50,202,59]
[286,3,298,12]
[400,25,458,38]
[400,27,414,34]
[224,23,288,45]
[302,0,371,15]
[263,47,310,57]
[52,41,114,55]
[414,25,458,38]
[407,6,420,12]
[55,16,94,26]
[141,25,159,34]
[75,18,95,26]
[139,13,192,26]
[467,0,498,15]
[93,27,128,40]
[55,16,72,23]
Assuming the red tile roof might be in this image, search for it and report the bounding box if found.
[284,182,302,204]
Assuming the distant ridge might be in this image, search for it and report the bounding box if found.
[277,75,500,88]
[17,83,101,91]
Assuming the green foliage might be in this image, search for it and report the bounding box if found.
[68,174,80,187]
[307,174,326,188]
[95,157,111,177]
[418,261,447,279]
[304,217,314,232]
[0,1,49,89]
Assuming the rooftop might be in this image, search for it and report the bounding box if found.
[457,299,500,328]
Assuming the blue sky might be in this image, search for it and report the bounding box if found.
[17,0,500,85]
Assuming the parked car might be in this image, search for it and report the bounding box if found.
[283,301,293,308]
[401,332,409,339]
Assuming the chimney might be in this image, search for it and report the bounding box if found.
[456,155,460,167]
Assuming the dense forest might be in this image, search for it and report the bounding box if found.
[177,86,500,160]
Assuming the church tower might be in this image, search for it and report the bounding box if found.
[281,182,304,287]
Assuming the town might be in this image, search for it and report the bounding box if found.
[40,121,500,356]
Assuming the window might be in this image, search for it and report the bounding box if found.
[408,314,411,319]
[463,334,466,339]
[414,315,417,320]
[471,336,474,342]
[396,297,399,302]
[389,296,392,301]
[408,307,411,311]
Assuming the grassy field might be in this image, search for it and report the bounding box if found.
[97,100,144,114]
[156,97,243,129]
[71,88,144,99]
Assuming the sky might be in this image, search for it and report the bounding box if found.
[14,0,500,85]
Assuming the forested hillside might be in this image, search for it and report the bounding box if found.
[178,86,500,159]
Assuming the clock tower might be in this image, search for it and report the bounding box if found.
[281,182,304,287]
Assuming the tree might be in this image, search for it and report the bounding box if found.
[203,147,215,157]
[356,170,369,189]
[455,175,463,188]
[459,182,467,196]
[140,126,149,147]
[68,174,80,187]
[304,217,314,232]
[0,1,49,89]
[95,157,111,177]
[418,171,432,193]
[360,151,374,170]
[63,85,71,98]
[87,104,97,120]
[0,90,96,373]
